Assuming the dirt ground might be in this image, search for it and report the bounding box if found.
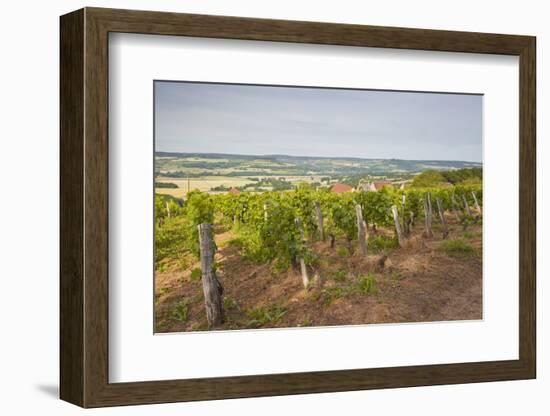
[154,217,482,333]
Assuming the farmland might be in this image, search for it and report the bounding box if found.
[155,152,482,197]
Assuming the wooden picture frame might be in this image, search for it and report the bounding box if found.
[60,7,536,408]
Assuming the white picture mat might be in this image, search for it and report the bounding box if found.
[108,33,519,383]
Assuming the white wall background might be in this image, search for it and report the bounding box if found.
[0,0,545,414]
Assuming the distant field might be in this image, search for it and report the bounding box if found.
[155,152,482,178]
[154,153,482,198]
[155,176,252,198]
[155,175,328,197]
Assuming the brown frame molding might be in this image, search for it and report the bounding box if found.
[60,7,536,408]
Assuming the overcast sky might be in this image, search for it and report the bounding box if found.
[155,81,482,162]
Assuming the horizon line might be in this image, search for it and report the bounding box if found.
[154,151,482,164]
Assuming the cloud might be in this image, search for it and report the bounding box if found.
[155,81,482,162]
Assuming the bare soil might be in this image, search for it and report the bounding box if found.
[154,218,482,333]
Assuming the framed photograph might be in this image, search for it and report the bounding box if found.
[60,7,536,408]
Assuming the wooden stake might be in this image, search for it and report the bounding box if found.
[391,205,405,247]
[314,201,325,241]
[294,218,309,288]
[197,223,224,327]
[436,198,449,239]
[401,194,407,235]
[263,203,268,221]
[165,201,171,219]
[423,193,433,238]
[471,191,482,216]
[462,194,472,217]
[355,204,368,256]
[451,193,461,222]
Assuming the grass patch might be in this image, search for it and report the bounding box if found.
[247,304,287,327]
[438,239,476,258]
[336,246,351,257]
[390,271,405,288]
[190,267,202,281]
[223,236,247,251]
[326,270,347,282]
[356,274,378,295]
[321,286,348,305]
[172,299,191,322]
[157,286,171,296]
[368,235,399,253]
[463,231,481,239]
[223,297,239,310]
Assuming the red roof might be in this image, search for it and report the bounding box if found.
[331,183,353,193]
[228,187,241,195]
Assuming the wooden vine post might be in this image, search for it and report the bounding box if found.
[355,204,368,256]
[436,198,449,239]
[451,193,461,222]
[462,194,472,217]
[391,205,405,247]
[423,192,433,238]
[314,201,325,241]
[401,194,408,236]
[294,217,309,288]
[198,223,224,327]
[263,202,269,221]
[471,191,482,216]
[165,201,171,218]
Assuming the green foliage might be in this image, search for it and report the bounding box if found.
[210,184,230,192]
[336,246,351,257]
[215,191,313,270]
[438,239,476,258]
[327,270,347,282]
[247,304,287,327]
[155,182,178,188]
[190,267,202,281]
[155,216,189,268]
[155,194,168,220]
[321,286,347,305]
[172,299,190,322]
[155,180,482,277]
[155,194,184,221]
[368,234,399,253]
[401,189,423,224]
[411,170,446,188]
[237,177,293,192]
[223,297,239,310]
[411,168,482,187]
[463,231,481,239]
[441,167,482,185]
[184,190,215,257]
[320,191,357,241]
[357,274,378,295]
[355,188,395,228]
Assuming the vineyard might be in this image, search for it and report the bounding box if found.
[154,183,483,332]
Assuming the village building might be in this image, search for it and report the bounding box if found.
[357,181,392,192]
[330,183,353,193]
[228,187,241,195]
